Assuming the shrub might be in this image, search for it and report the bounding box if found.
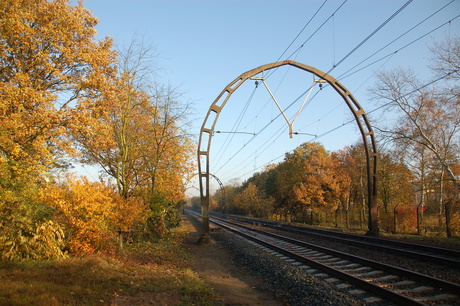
[41,175,149,256]
[0,220,66,261]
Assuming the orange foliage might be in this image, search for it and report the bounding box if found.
[41,175,149,255]
[395,205,419,232]
[278,142,342,211]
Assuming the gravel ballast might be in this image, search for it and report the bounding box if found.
[212,230,372,306]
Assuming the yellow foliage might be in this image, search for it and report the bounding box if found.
[0,0,116,170]
[0,220,66,261]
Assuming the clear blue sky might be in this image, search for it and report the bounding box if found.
[81,0,460,195]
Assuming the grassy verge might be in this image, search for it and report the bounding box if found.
[0,223,217,305]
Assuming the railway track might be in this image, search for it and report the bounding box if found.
[188,211,460,305]
[216,213,460,269]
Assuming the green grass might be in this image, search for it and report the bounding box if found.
[0,225,217,305]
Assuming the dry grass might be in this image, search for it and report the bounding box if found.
[0,225,216,305]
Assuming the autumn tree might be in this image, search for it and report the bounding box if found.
[375,148,414,232]
[377,150,414,213]
[275,142,342,224]
[137,84,195,203]
[371,37,459,189]
[234,183,273,218]
[330,144,369,229]
[74,39,195,237]
[245,164,278,198]
[370,37,459,236]
[41,175,149,255]
[0,0,116,259]
[330,150,353,227]
[429,36,460,82]
[214,182,240,214]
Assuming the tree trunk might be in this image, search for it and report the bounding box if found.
[346,197,350,229]
[445,200,452,238]
[334,207,339,228]
[393,203,400,234]
[439,170,444,227]
[417,202,424,236]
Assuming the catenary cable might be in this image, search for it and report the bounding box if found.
[209,2,457,183]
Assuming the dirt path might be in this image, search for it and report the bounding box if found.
[182,215,284,305]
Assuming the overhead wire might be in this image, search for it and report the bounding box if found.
[285,0,348,60]
[212,98,288,175]
[326,0,413,75]
[274,0,328,63]
[211,85,258,168]
[218,120,289,178]
[237,69,458,179]
[338,14,460,81]
[211,1,340,176]
[303,11,460,115]
[337,0,457,80]
[212,1,456,183]
[295,3,457,133]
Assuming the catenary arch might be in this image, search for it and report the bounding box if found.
[198,60,378,237]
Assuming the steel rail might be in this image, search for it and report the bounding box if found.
[202,213,460,305]
[218,213,460,268]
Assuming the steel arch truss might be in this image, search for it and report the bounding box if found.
[198,60,379,236]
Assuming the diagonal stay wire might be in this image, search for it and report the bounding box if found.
[212,81,324,175]
[216,87,324,179]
